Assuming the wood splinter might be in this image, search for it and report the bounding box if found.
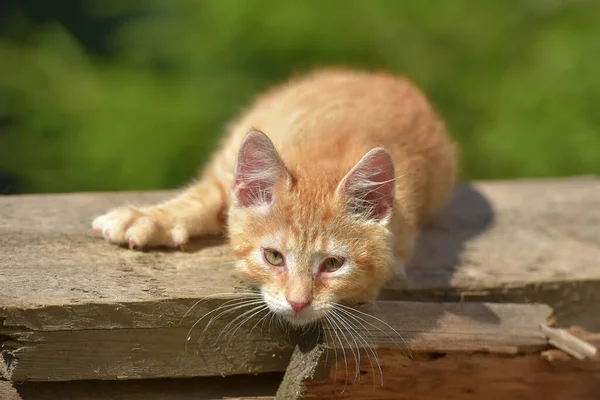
[540,324,598,360]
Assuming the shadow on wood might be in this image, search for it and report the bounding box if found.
[381,178,600,332]
[1,372,282,400]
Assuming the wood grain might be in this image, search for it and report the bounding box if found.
[278,321,600,400]
[1,296,295,381]
[294,350,600,400]
[2,178,600,382]
[1,178,600,308]
[1,300,551,382]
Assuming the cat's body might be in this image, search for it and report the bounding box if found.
[93,68,457,326]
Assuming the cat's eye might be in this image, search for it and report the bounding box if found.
[263,248,285,266]
[320,257,345,273]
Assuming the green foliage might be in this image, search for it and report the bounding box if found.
[1,0,599,193]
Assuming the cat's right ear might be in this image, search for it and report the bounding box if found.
[232,130,290,208]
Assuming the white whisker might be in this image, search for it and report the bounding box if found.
[329,310,361,383]
[333,308,382,386]
[186,297,254,345]
[322,318,338,382]
[179,291,262,325]
[202,299,265,337]
[224,305,270,348]
[216,301,266,341]
[250,310,272,335]
[325,314,349,393]
[333,306,383,383]
[185,298,264,351]
[335,303,413,360]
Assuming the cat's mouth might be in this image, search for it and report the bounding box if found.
[284,312,319,326]
[276,306,327,326]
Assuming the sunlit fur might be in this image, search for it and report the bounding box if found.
[229,168,396,325]
[92,68,457,326]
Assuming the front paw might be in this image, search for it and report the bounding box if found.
[92,207,189,249]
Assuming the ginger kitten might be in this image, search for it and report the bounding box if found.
[92,68,457,326]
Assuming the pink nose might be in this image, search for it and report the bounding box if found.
[288,300,310,313]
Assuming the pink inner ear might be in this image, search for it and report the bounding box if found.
[233,131,288,207]
[340,148,395,222]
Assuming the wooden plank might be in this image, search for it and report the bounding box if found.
[1,301,551,382]
[277,310,600,400]
[382,280,600,332]
[281,348,600,400]
[1,178,600,381]
[0,372,281,399]
[1,178,599,323]
[1,297,294,381]
[386,177,600,331]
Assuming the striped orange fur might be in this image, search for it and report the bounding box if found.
[92,68,457,326]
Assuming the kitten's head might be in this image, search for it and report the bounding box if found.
[228,131,396,326]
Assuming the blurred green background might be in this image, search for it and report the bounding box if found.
[1,0,599,194]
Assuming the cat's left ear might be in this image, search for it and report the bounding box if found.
[336,148,395,223]
[232,130,291,208]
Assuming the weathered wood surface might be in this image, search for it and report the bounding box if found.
[0,295,295,381]
[1,178,599,319]
[1,178,600,382]
[0,372,281,400]
[388,177,600,331]
[278,326,600,400]
[1,300,551,382]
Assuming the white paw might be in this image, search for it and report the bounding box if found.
[92,207,189,249]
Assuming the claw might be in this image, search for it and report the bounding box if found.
[179,244,186,251]
[128,238,136,250]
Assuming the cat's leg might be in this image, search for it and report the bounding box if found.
[92,178,228,249]
[392,225,418,284]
